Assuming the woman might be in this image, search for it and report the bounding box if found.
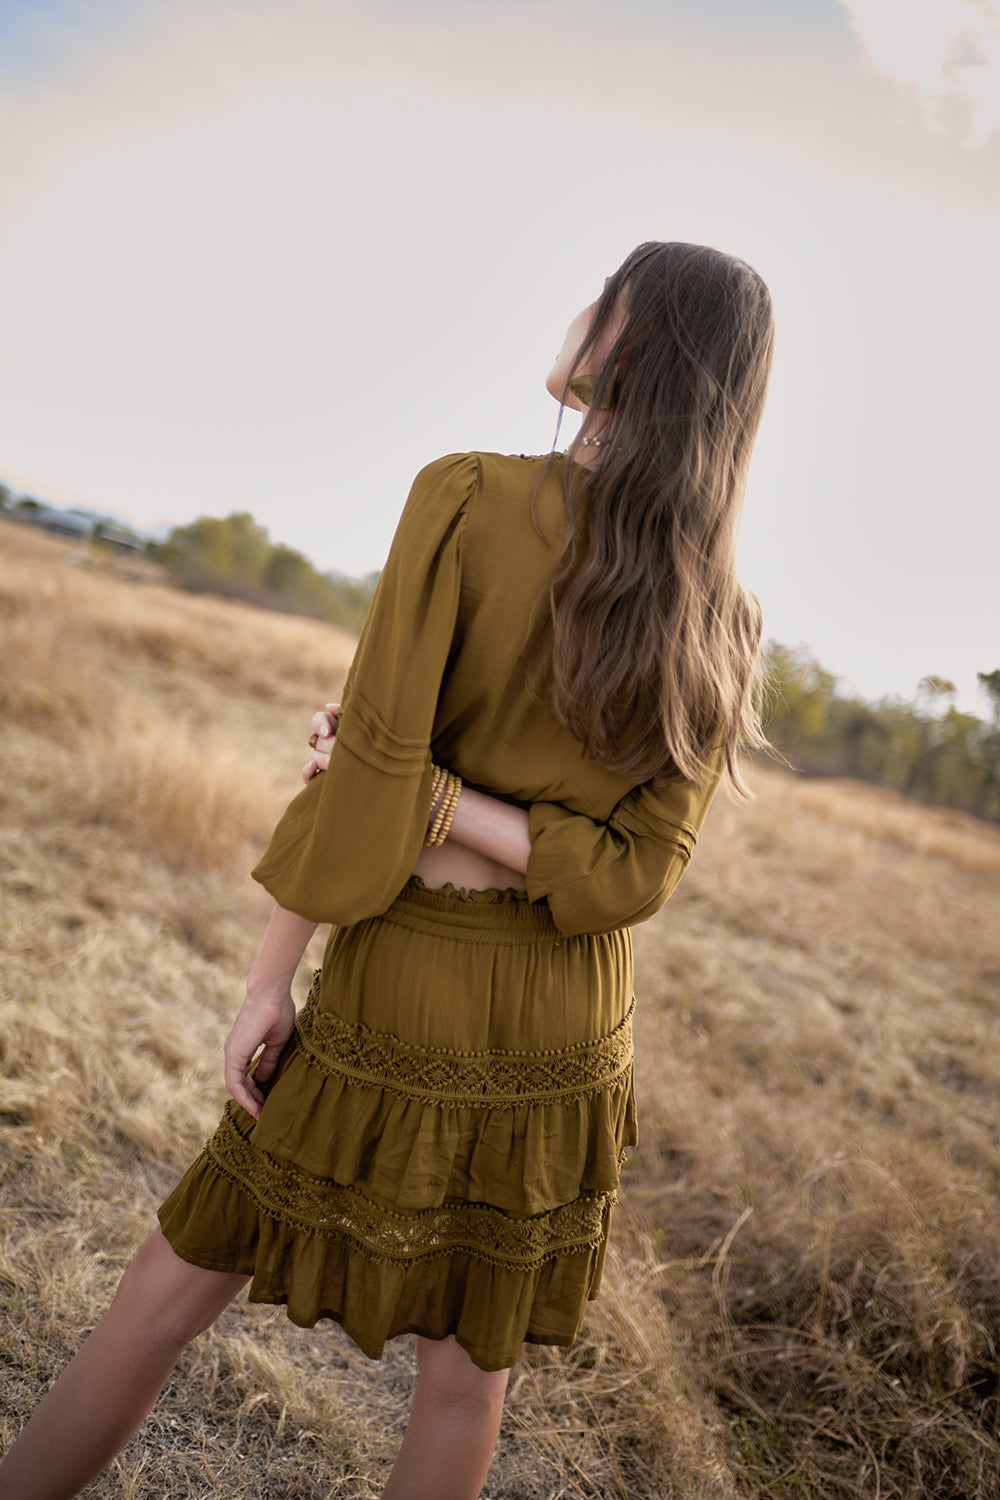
[0,240,774,1500]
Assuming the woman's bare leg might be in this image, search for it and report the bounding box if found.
[0,1228,249,1500]
[380,1335,509,1500]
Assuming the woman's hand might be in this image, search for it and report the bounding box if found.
[302,702,340,783]
[226,905,317,1116]
[223,987,296,1117]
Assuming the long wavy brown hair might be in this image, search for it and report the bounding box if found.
[531,241,775,793]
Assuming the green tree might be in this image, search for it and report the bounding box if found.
[760,642,838,765]
[149,510,378,634]
[758,648,1000,822]
[917,675,958,707]
[975,670,1000,817]
[150,512,271,593]
[977,670,1000,724]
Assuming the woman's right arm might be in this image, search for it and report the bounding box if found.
[301,710,721,926]
[439,783,531,872]
[412,786,529,892]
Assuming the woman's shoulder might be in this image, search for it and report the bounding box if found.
[473,451,558,484]
[399,455,481,531]
[415,449,554,477]
[403,453,566,546]
[429,451,564,504]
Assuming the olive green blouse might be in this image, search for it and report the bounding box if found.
[252,452,720,937]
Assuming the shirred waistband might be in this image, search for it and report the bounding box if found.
[380,876,562,943]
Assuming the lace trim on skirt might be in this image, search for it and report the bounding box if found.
[294,974,635,1108]
[207,1107,616,1272]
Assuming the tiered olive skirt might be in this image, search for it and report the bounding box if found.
[158,879,636,1371]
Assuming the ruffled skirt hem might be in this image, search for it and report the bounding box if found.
[158,880,635,1372]
[159,1153,613,1372]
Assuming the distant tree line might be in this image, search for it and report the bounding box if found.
[6,480,997,821]
[1,482,376,633]
[141,513,1000,821]
[762,643,1000,822]
[146,511,377,634]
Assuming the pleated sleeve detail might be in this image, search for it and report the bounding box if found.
[251,455,476,925]
[525,759,722,936]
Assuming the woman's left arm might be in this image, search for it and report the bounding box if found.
[254,455,475,927]
[224,904,317,1117]
[304,710,530,874]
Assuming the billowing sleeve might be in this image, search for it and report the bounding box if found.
[251,455,476,925]
[524,761,722,937]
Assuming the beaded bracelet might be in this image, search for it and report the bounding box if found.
[425,772,450,847]
[439,775,462,844]
[426,766,446,837]
[426,771,461,847]
[424,765,462,847]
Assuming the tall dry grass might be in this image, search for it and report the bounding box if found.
[3,519,1000,1497]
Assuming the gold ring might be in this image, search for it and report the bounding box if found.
[308,732,319,749]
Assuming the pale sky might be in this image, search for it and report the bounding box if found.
[1,0,997,711]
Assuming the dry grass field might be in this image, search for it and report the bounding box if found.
[2,518,1000,1499]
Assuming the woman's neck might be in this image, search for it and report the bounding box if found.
[568,418,612,470]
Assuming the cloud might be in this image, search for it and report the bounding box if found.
[839,0,1000,144]
[1,0,997,220]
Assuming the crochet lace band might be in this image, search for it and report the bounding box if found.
[293,977,634,1110]
[206,1108,616,1272]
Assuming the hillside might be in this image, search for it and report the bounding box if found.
[3,521,1000,1499]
